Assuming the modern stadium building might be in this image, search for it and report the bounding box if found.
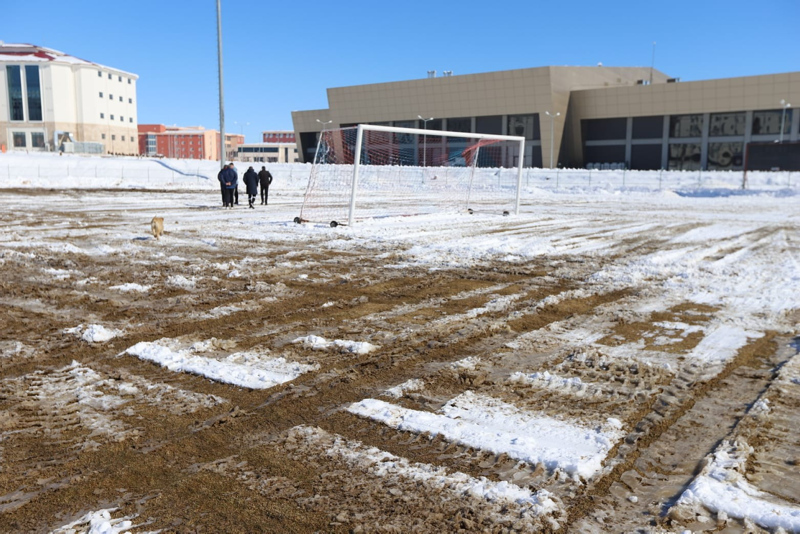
[292,66,800,171]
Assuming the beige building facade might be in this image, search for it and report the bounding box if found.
[237,142,298,163]
[292,66,800,171]
[0,43,139,155]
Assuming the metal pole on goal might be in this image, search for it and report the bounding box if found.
[349,125,365,226]
[515,138,524,215]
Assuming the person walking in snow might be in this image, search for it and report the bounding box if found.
[243,166,259,209]
[258,166,273,205]
[219,163,238,209]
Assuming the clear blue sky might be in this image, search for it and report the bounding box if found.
[3,0,798,143]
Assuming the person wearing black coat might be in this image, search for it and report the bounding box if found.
[258,166,273,205]
[217,166,226,206]
[243,166,259,209]
[219,163,238,209]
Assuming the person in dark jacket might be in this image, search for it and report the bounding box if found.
[243,166,259,209]
[258,166,273,205]
[219,163,238,209]
[217,166,226,206]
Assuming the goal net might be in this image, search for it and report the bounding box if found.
[297,124,525,226]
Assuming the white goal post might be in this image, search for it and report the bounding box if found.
[297,124,526,226]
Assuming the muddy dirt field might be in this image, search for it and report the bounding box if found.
[0,189,798,533]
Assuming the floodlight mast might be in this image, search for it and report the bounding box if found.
[216,0,226,169]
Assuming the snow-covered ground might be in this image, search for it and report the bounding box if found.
[1,152,799,532]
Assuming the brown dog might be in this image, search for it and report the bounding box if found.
[151,217,164,240]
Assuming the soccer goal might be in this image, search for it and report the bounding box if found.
[296,124,526,226]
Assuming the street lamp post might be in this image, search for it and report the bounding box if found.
[312,119,333,164]
[418,115,433,166]
[544,111,561,168]
[779,99,792,143]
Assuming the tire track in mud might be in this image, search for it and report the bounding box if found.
[562,333,781,532]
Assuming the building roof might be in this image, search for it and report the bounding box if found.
[0,42,138,78]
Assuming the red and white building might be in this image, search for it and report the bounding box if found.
[138,124,243,160]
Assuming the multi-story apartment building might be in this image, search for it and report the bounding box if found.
[138,124,243,161]
[0,42,139,154]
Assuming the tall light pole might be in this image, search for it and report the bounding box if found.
[216,0,226,167]
[544,111,561,168]
[312,119,333,164]
[779,99,792,143]
[418,115,433,166]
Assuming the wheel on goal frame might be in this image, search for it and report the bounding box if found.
[468,208,474,215]
[502,210,510,217]
[293,216,302,224]
[330,221,339,228]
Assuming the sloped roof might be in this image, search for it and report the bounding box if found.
[0,42,138,78]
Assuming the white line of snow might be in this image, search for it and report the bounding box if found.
[676,440,800,532]
[348,391,623,479]
[124,340,318,389]
[286,425,562,524]
[292,335,377,355]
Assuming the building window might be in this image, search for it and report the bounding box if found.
[112,135,116,141]
[129,118,133,123]
[632,116,664,139]
[118,76,122,82]
[583,118,626,141]
[120,116,124,121]
[508,114,541,140]
[99,91,104,98]
[109,94,113,100]
[98,70,102,77]
[100,113,105,119]
[119,96,122,102]
[12,132,26,147]
[31,132,44,148]
[102,133,106,140]
[128,98,132,104]
[108,73,112,79]
[669,114,703,138]
[668,143,701,170]
[6,66,24,121]
[752,109,793,135]
[707,142,744,170]
[447,117,472,133]
[110,114,115,120]
[122,136,125,141]
[23,66,42,121]
[709,112,745,137]
[475,116,502,135]
[128,78,131,84]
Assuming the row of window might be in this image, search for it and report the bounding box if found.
[6,65,42,122]
[584,110,794,141]
[99,113,134,123]
[583,141,746,171]
[11,131,45,148]
[98,92,133,104]
[100,134,133,141]
[98,70,132,84]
